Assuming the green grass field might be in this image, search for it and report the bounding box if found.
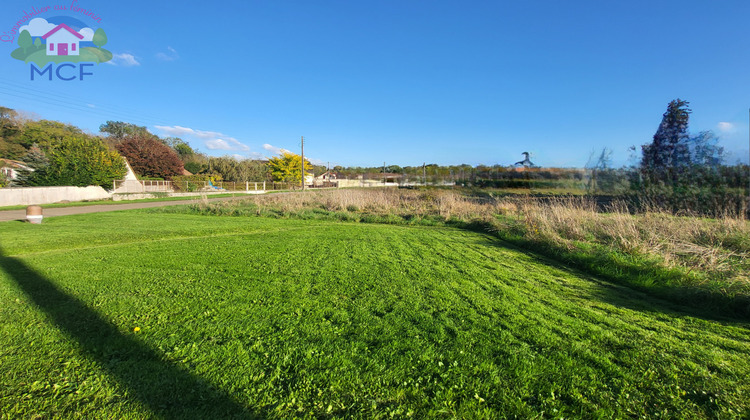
[1,211,749,418]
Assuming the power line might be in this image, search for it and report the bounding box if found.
[0,79,173,128]
[0,87,162,127]
[0,79,168,121]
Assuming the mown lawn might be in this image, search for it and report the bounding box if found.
[0,211,748,419]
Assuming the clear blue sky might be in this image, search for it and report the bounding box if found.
[1,0,749,168]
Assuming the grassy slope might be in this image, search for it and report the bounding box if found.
[0,212,749,419]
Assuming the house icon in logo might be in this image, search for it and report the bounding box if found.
[42,24,84,57]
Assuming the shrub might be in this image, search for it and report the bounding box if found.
[19,137,126,188]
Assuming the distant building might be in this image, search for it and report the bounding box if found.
[0,158,32,181]
[42,24,84,56]
[314,171,339,187]
[315,171,338,181]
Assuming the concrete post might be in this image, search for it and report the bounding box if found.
[26,205,43,224]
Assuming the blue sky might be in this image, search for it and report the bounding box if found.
[1,0,749,168]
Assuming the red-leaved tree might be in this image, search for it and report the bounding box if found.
[115,135,184,179]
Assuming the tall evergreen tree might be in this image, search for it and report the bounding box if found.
[641,99,692,186]
[15,144,49,186]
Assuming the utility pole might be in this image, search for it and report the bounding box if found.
[301,136,305,191]
[383,161,386,184]
[423,162,426,186]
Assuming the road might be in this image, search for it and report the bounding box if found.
[0,196,247,222]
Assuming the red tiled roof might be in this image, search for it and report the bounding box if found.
[42,23,84,40]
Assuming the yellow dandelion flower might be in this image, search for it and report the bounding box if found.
[133,327,141,332]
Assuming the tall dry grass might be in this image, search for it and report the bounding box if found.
[512,196,749,287]
[222,188,507,221]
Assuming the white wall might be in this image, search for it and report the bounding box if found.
[0,186,111,206]
[336,179,398,188]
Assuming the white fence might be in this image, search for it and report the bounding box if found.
[113,180,173,193]
[171,180,301,192]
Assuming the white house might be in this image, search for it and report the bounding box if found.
[0,158,32,181]
[42,23,84,56]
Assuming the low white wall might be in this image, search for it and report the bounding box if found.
[336,179,399,188]
[0,186,111,206]
[111,191,266,201]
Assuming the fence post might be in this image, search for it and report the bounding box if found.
[263,181,266,191]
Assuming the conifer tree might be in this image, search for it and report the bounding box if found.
[16,144,50,186]
[640,99,692,186]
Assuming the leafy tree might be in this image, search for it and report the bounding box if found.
[237,159,270,182]
[115,135,184,179]
[18,138,125,188]
[161,136,198,161]
[20,120,85,148]
[33,37,41,50]
[17,30,32,54]
[199,156,268,182]
[93,28,108,48]
[690,131,723,168]
[267,152,312,183]
[585,148,611,193]
[206,157,239,181]
[1,119,88,160]
[0,107,26,159]
[99,121,155,141]
[183,161,203,174]
[0,106,18,121]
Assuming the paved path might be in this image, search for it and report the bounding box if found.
[0,196,248,222]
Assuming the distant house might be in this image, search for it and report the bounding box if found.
[42,24,84,56]
[315,171,338,181]
[370,173,403,184]
[313,171,338,187]
[0,158,32,181]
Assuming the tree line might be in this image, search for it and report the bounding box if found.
[1,100,747,216]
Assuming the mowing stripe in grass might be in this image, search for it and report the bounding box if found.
[1,213,749,418]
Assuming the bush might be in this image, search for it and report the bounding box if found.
[19,137,126,188]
